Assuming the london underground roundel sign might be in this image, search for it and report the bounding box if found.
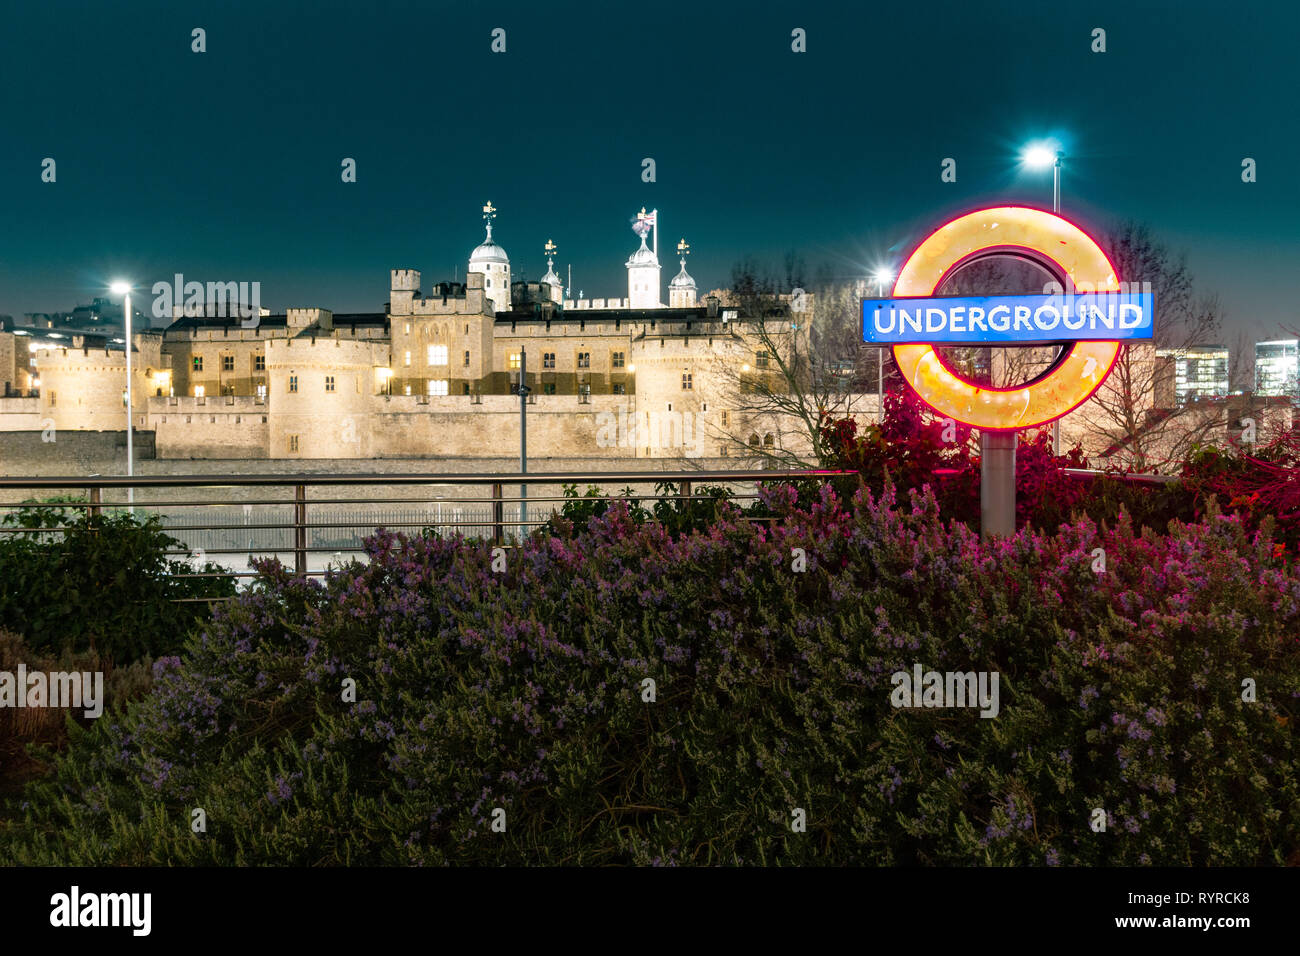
[862,206,1154,431]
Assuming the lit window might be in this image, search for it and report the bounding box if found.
[194,385,205,398]
[427,344,448,365]
[404,384,411,395]
[508,353,521,370]
[404,350,412,367]
[256,384,267,399]
[325,375,335,392]
[427,379,448,396]
[404,322,411,334]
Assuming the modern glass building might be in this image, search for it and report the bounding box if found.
[1255,339,1300,400]
[1155,346,1229,405]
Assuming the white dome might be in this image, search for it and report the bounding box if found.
[470,238,510,266]
[625,239,658,269]
[671,264,696,289]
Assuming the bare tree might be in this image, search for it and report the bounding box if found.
[1069,221,1226,471]
[703,256,875,468]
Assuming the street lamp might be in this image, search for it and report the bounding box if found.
[110,280,134,510]
[1021,143,1063,214]
[1022,143,1065,451]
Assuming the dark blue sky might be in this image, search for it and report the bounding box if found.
[1,0,1296,338]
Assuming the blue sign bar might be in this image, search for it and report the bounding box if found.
[862,291,1155,344]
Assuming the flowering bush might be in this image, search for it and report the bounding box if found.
[2,486,1296,866]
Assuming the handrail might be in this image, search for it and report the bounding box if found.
[0,469,850,489]
[0,468,853,584]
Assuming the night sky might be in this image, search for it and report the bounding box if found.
[1,0,1295,339]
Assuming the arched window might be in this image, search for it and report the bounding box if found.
[748,433,759,447]
[763,433,775,448]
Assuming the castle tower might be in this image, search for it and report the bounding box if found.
[468,200,511,314]
[669,237,697,308]
[541,239,563,304]
[626,207,661,309]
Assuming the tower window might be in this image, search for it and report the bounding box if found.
[508,353,521,370]
[543,352,556,369]
[221,355,234,372]
[254,355,265,371]
[325,375,335,392]
[192,356,203,371]
[427,379,448,396]
[427,344,448,365]
[577,352,590,369]
[404,350,412,367]
[289,375,298,393]
[682,373,692,390]
[464,350,471,366]
[612,351,625,368]
[289,434,300,453]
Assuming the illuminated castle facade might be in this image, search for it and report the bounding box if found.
[0,205,808,461]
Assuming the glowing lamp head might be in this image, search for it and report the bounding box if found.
[110,280,131,295]
[1022,146,1058,169]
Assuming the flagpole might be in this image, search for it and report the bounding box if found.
[652,209,658,261]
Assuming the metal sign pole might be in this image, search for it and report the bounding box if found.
[980,430,1016,539]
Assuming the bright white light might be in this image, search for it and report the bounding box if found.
[873,271,895,283]
[110,280,131,295]
[1022,145,1057,169]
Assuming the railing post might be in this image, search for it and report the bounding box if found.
[679,479,692,510]
[294,484,307,575]
[491,482,504,545]
[88,486,102,519]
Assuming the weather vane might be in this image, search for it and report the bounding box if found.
[677,238,690,264]
[545,238,557,268]
[482,200,497,240]
[633,207,652,241]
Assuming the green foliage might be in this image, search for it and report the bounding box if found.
[3,487,1295,866]
[0,501,236,663]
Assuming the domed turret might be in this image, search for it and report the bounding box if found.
[626,208,661,309]
[541,239,563,304]
[468,201,511,312]
[669,237,697,308]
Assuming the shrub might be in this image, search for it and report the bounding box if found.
[2,487,1295,866]
[0,630,155,810]
[0,502,236,663]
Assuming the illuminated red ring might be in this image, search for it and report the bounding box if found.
[889,206,1122,431]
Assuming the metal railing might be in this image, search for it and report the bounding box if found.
[0,469,851,586]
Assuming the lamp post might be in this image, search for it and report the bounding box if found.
[873,271,894,421]
[110,280,134,510]
[518,347,529,542]
[1022,143,1065,452]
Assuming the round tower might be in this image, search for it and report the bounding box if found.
[468,200,511,313]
